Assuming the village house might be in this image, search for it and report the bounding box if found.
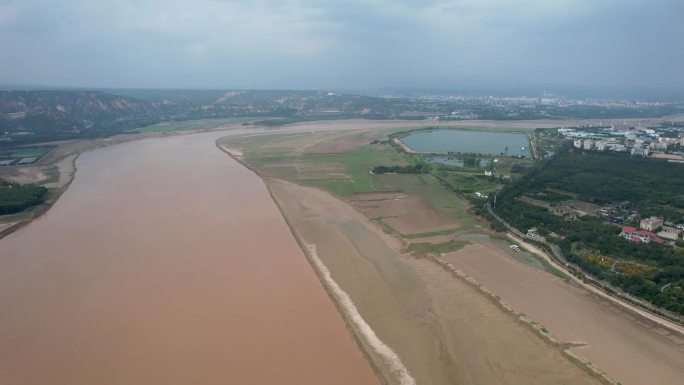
[657,226,682,241]
[527,227,545,241]
[640,216,663,232]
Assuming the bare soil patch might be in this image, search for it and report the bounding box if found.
[444,240,684,385]
[0,165,47,184]
[353,191,405,201]
[353,193,459,235]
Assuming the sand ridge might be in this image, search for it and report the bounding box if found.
[305,243,416,385]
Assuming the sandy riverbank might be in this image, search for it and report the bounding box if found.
[265,177,606,385]
[443,239,684,385]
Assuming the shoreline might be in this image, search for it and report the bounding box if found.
[0,125,245,242]
[0,153,80,240]
[216,142,392,385]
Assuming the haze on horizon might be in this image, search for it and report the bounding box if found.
[0,0,683,92]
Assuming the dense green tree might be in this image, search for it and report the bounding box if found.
[0,179,47,215]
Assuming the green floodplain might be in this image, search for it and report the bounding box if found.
[224,124,684,317]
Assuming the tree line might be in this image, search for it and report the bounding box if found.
[492,149,684,315]
[0,179,47,215]
[372,163,430,174]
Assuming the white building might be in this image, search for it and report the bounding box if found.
[611,143,627,152]
[640,216,663,232]
[596,141,608,151]
[631,147,648,156]
[650,142,668,151]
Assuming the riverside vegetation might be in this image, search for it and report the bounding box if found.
[493,147,684,315]
[0,178,47,215]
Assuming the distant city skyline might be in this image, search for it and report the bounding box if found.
[1,0,683,92]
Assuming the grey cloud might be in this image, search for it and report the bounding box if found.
[0,0,682,91]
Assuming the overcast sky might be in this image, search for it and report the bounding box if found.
[0,0,682,91]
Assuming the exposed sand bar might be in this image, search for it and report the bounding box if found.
[0,132,379,385]
[445,240,684,385]
[267,177,605,385]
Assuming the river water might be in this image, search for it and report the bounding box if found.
[0,132,378,385]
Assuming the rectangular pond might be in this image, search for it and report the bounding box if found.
[400,129,531,157]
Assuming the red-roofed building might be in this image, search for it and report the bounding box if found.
[621,226,663,243]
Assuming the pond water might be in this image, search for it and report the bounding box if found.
[401,130,531,157]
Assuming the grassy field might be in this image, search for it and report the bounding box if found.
[378,173,479,228]
[231,128,407,193]
[223,128,481,235]
[303,144,409,196]
[407,240,468,256]
[391,125,535,137]
[0,145,54,165]
[224,125,540,237]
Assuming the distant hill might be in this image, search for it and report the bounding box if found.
[0,89,405,141]
[1,89,682,146]
[0,90,160,135]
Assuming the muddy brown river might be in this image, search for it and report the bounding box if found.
[0,133,379,385]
